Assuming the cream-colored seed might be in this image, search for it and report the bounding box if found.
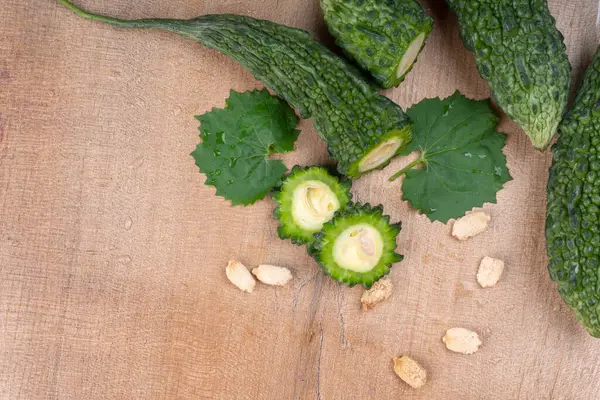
[443,328,482,354]
[252,264,293,286]
[393,355,427,389]
[225,260,256,293]
[451,212,491,240]
[477,257,505,288]
[305,186,331,218]
[361,277,393,311]
[359,230,376,256]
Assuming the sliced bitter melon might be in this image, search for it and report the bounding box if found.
[273,166,352,245]
[310,203,403,288]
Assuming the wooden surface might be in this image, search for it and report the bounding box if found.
[1,1,600,399]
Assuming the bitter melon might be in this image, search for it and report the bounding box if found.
[321,0,433,88]
[310,203,402,288]
[273,166,352,245]
[546,47,600,338]
[447,0,571,150]
[57,0,412,178]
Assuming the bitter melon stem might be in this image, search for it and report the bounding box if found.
[58,0,143,27]
[57,0,195,33]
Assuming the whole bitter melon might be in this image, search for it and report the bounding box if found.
[447,0,571,150]
[546,47,600,338]
[310,203,402,288]
[273,166,352,245]
[321,0,433,88]
[57,0,412,178]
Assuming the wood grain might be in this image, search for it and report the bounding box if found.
[1,0,599,399]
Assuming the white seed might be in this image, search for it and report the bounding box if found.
[477,256,505,288]
[393,355,427,389]
[252,264,293,286]
[305,186,333,218]
[451,212,491,240]
[442,328,482,354]
[361,277,393,311]
[225,260,256,293]
[359,230,376,256]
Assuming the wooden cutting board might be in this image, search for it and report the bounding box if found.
[1,1,600,398]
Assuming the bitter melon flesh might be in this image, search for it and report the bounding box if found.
[310,203,403,288]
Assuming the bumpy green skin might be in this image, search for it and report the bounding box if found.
[546,48,600,338]
[310,203,402,288]
[321,0,433,88]
[447,0,570,150]
[57,1,412,178]
[272,166,352,245]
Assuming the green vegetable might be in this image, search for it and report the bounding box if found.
[190,89,299,206]
[58,0,412,178]
[389,91,512,223]
[446,0,571,150]
[310,203,402,288]
[546,47,600,338]
[273,166,352,245]
[321,0,433,88]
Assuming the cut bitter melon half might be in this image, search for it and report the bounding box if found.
[57,0,412,178]
[310,203,403,288]
[273,166,352,245]
[321,0,433,88]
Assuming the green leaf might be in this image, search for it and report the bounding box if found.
[191,89,300,206]
[390,91,512,223]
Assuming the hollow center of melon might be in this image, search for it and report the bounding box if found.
[359,137,404,173]
[396,32,426,79]
[333,224,383,273]
[292,181,340,231]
